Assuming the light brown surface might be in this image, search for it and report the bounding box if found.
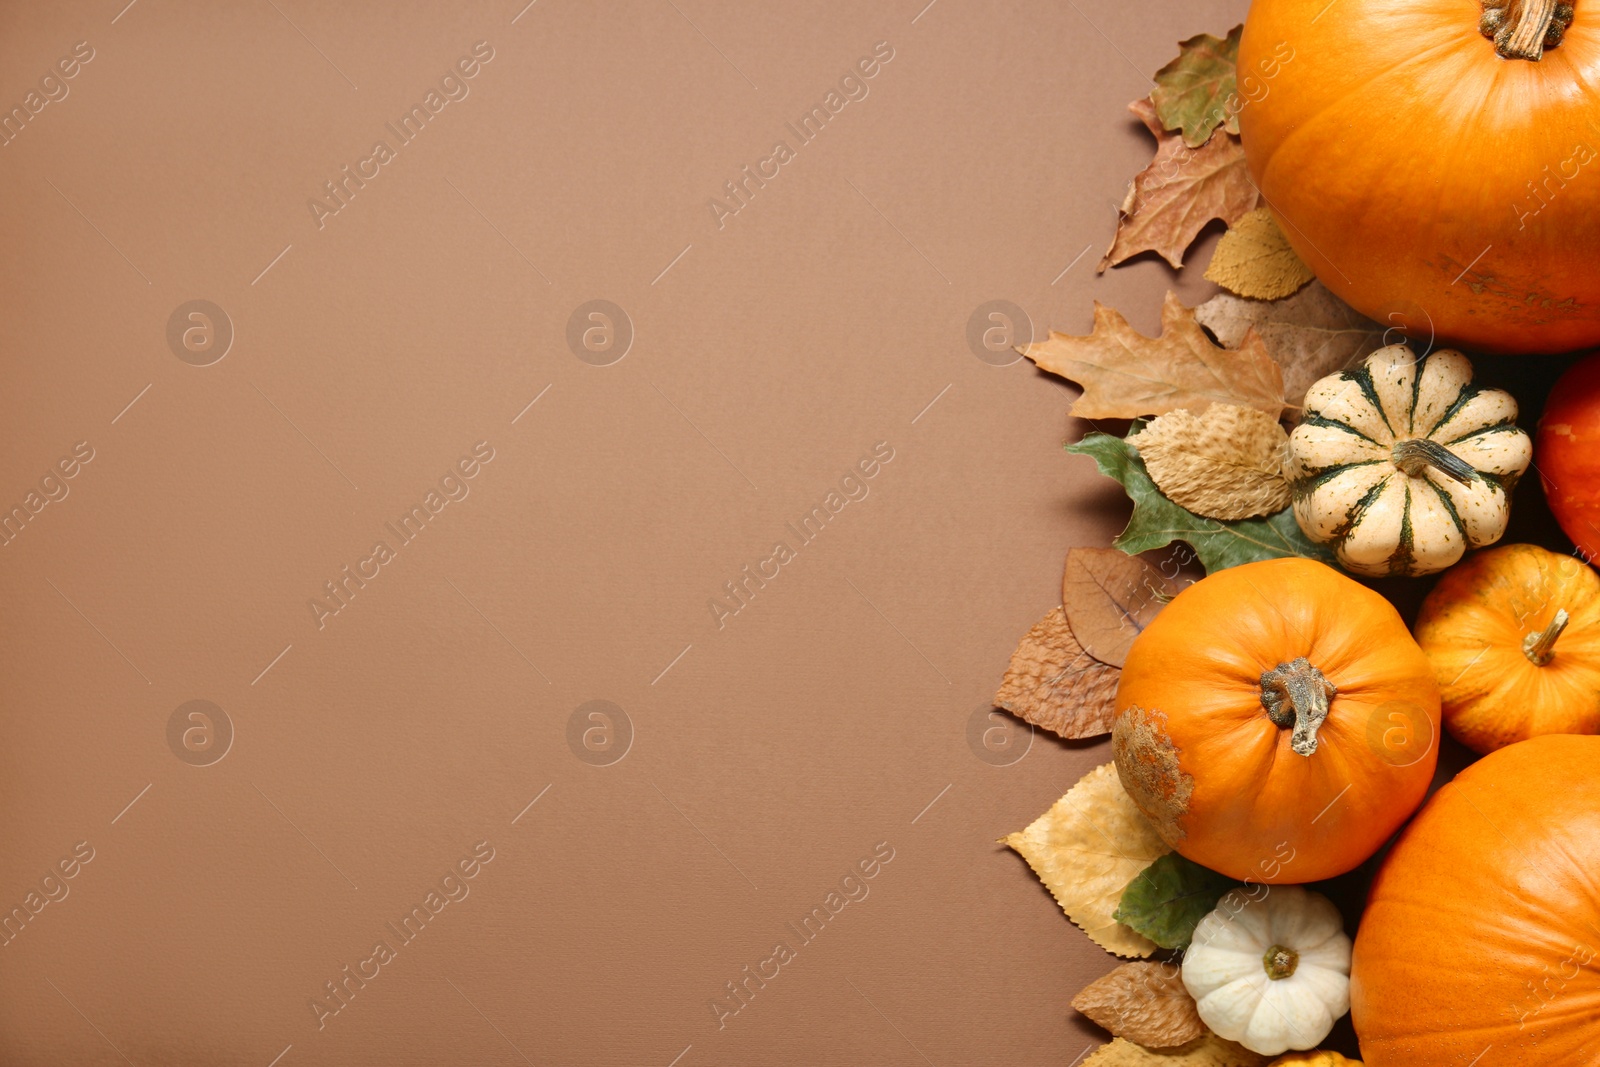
[0,1,1244,1063]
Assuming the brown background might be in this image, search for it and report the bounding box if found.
[0,1,1278,1063]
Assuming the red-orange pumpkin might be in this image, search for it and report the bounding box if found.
[1239,0,1600,353]
[1351,735,1600,1064]
[1538,353,1600,562]
[1112,558,1440,884]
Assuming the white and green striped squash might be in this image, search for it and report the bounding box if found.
[1286,345,1531,577]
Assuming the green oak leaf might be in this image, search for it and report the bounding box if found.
[1114,852,1239,950]
[1151,25,1242,148]
[1066,429,1335,573]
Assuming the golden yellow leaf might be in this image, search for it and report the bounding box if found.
[994,607,1121,740]
[1130,405,1291,521]
[1101,99,1259,271]
[1084,1034,1271,1067]
[1022,292,1285,421]
[1072,961,1206,1048]
[1063,548,1175,668]
[1001,763,1169,957]
[1203,208,1314,300]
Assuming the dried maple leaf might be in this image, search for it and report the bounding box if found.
[1203,207,1314,301]
[1100,99,1258,272]
[1022,291,1285,421]
[995,607,1121,740]
[1082,1034,1271,1067]
[1193,281,1385,412]
[1152,25,1243,147]
[1072,961,1206,1048]
[1001,763,1170,958]
[1129,405,1291,521]
[1062,548,1175,668]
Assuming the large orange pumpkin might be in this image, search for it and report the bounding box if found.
[1112,558,1440,884]
[1239,0,1600,354]
[1538,353,1600,560]
[1351,735,1600,1064]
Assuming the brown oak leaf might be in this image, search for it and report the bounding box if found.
[994,606,1120,740]
[1194,281,1385,414]
[1072,961,1207,1048]
[1021,291,1285,421]
[1062,548,1175,668]
[1100,98,1258,272]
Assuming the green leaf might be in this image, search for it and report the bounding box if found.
[1113,853,1239,950]
[1151,25,1242,148]
[1066,430,1336,573]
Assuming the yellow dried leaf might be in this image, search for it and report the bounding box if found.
[1022,292,1286,421]
[1266,1055,1361,1067]
[1084,1034,1271,1067]
[1131,405,1291,521]
[1072,961,1206,1048]
[995,607,1121,740]
[1203,207,1314,300]
[1063,548,1176,668]
[1001,763,1169,957]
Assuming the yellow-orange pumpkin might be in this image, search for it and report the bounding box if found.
[1351,735,1600,1064]
[1239,0,1600,353]
[1112,558,1440,884]
[1415,543,1600,753]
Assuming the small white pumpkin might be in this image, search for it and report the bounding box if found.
[1181,885,1351,1057]
[1287,344,1531,577]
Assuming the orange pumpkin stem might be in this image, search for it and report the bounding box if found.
[1260,658,1338,757]
[1523,607,1570,665]
[1480,0,1574,60]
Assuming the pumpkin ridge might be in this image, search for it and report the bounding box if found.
[1327,471,1393,545]
[1349,364,1396,439]
[1299,412,1383,447]
[1434,418,1518,446]
[1423,380,1481,435]
[1420,473,1471,544]
[1297,459,1385,494]
[1388,481,1416,576]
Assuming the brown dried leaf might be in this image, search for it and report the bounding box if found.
[1100,98,1259,272]
[1083,1034,1271,1067]
[1130,405,1291,521]
[1001,763,1170,958]
[1193,281,1385,412]
[995,607,1120,740]
[1062,548,1175,668]
[1202,208,1313,301]
[1072,961,1207,1048]
[1022,291,1286,421]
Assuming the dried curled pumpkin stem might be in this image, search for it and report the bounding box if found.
[1524,608,1570,665]
[1391,438,1478,485]
[1260,657,1337,757]
[1481,0,1575,60]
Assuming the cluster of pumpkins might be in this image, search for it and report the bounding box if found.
[1110,2,1600,1062]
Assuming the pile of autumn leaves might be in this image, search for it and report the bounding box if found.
[994,26,1379,1067]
